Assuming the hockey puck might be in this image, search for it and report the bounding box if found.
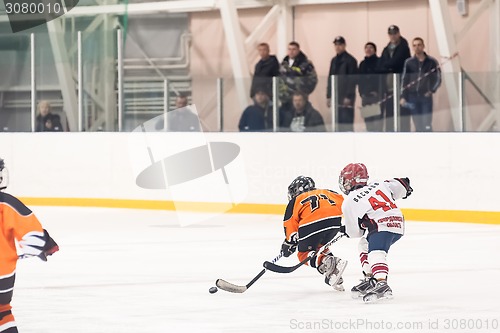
[209,286,218,294]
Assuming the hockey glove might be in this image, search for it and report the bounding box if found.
[399,177,413,199]
[39,229,59,261]
[281,234,298,257]
[339,225,349,238]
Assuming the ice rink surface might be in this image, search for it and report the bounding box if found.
[13,207,500,333]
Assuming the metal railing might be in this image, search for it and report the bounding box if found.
[2,30,499,133]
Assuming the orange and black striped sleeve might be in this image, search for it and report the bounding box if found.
[1,192,45,272]
[283,197,299,242]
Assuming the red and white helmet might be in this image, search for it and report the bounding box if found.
[339,163,369,195]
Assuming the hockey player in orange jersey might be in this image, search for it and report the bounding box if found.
[0,158,59,333]
[281,176,348,291]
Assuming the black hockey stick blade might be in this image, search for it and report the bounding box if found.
[263,255,311,273]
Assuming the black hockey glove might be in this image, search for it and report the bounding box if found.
[399,177,413,199]
[39,229,59,261]
[339,225,349,238]
[281,237,298,257]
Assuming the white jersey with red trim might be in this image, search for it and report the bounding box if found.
[342,179,408,238]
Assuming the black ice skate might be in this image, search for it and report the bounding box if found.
[362,279,393,303]
[350,275,372,299]
[318,255,348,289]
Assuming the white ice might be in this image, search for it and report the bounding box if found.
[13,207,500,333]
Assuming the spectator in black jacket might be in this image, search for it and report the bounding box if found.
[326,36,358,132]
[35,100,63,132]
[156,95,201,132]
[400,37,441,132]
[250,43,280,99]
[358,42,383,131]
[378,25,411,131]
[239,89,273,131]
[279,41,318,108]
[280,92,325,132]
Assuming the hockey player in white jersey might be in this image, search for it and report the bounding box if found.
[338,163,412,303]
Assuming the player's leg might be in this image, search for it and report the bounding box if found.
[316,229,347,289]
[0,272,18,333]
[367,231,402,280]
[0,306,18,333]
[351,237,373,298]
[363,231,402,302]
[297,229,347,290]
[421,95,433,132]
[358,236,370,276]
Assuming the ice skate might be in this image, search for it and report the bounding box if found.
[350,275,373,298]
[362,279,393,303]
[333,277,345,292]
[319,255,348,287]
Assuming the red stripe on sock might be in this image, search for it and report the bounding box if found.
[371,264,389,275]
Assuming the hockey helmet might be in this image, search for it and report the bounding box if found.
[339,163,368,195]
[288,176,315,200]
[0,158,8,191]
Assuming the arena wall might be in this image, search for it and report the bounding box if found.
[1,132,499,224]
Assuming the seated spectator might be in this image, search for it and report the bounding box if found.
[250,43,280,99]
[35,100,63,132]
[279,41,318,108]
[358,42,383,131]
[239,89,273,131]
[280,92,325,132]
[156,94,201,132]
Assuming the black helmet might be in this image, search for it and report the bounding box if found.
[287,176,315,200]
[0,158,8,190]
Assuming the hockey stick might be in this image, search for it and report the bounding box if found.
[215,252,283,293]
[263,233,345,273]
[18,253,48,261]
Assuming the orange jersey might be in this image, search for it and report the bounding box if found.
[1,192,44,311]
[283,189,344,243]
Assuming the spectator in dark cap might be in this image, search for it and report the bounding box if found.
[388,24,400,34]
[358,42,383,131]
[378,25,411,131]
[326,36,358,131]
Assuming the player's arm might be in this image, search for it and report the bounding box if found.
[341,200,366,238]
[18,229,59,261]
[281,198,299,257]
[385,178,413,200]
[2,193,59,260]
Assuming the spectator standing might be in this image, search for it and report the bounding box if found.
[280,92,325,132]
[400,37,442,132]
[35,100,63,132]
[358,42,383,131]
[250,43,280,99]
[326,36,358,132]
[239,89,273,131]
[378,25,411,132]
[279,42,318,108]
